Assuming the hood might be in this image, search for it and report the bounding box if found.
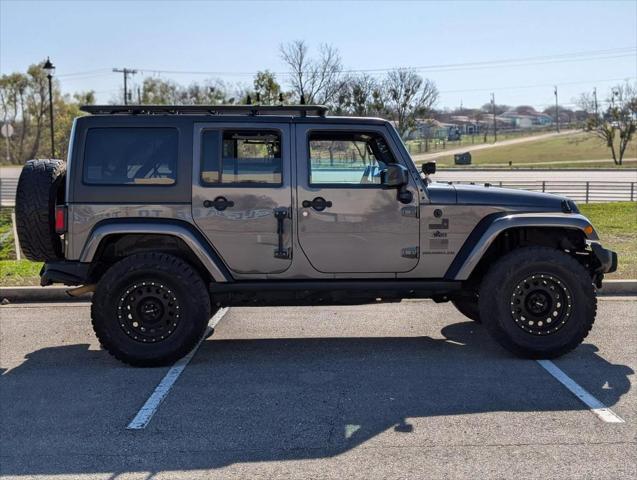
[427,182,574,212]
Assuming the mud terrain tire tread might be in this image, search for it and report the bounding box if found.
[15,159,66,262]
[451,291,481,323]
[91,252,212,367]
[479,246,596,358]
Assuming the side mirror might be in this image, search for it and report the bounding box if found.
[380,164,409,188]
[422,161,436,175]
[381,164,413,204]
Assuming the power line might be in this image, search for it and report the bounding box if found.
[124,46,635,78]
[57,68,112,78]
[438,76,636,94]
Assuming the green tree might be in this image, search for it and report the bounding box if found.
[580,82,637,165]
[0,60,95,164]
[253,70,285,105]
[334,74,385,116]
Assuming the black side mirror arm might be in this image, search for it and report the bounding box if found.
[397,184,413,204]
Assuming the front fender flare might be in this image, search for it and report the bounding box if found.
[79,221,232,283]
[446,213,598,280]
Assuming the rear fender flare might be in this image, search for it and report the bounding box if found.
[79,221,231,282]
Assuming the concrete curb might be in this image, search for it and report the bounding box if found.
[598,279,637,296]
[0,286,91,303]
[1,280,635,304]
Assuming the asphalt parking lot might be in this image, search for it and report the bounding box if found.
[1,298,635,479]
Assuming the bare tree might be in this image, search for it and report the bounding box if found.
[0,64,50,163]
[581,83,636,165]
[385,69,438,138]
[279,40,343,104]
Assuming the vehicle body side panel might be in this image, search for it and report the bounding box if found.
[399,204,504,279]
[66,203,194,259]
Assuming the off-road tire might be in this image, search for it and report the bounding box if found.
[15,159,66,262]
[91,252,212,367]
[479,246,596,358]
[451,291,481,323]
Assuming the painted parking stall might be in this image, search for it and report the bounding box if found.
[0,299,634,478]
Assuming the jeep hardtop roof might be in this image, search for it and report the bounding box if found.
[79,104,388,125]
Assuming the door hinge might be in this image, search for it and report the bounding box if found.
[401,206,419,218]
[401,246,420,258]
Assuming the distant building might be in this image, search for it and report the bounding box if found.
[498,110,553,128]
[409,119,462,141]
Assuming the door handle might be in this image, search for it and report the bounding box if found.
[204,196,235,211]
[302,197,332,212]
[273,207,290,259]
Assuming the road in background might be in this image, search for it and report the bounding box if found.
[411,130,578,162]
[435,169,637,183]
[1,299,635,479]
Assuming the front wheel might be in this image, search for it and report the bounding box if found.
[91,252,212,367]
[479,246,596,358]
[451,291,481,323]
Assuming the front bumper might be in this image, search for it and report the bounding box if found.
[591,243,618,274]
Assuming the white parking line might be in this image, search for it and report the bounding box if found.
[537,359,625,423]
[126,307,229,430]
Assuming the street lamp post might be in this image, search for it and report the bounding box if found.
[43,57,56,158]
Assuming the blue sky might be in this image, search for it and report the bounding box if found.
[1,0,636,110]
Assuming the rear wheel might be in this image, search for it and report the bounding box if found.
[91,252,212,367]
[479,246,596,358]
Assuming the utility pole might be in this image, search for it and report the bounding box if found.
[554,86,559,133]
[593,87,598,118]
[113,68,138,105]
[490,93,497,142]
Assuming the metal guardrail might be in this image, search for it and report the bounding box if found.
[0,177,635,207]
[456,181,636,203]
[0,177,18,207]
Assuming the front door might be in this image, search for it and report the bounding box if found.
[295,125,420,274]
[192,123,292,275]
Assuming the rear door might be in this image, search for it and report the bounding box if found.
[295,124,420,274]
[192,122,292,275]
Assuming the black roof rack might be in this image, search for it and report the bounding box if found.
[80,104,328,117]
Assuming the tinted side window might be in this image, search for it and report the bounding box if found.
[308,131,396,185]
[201,130,282,185]
[83,128,178,185]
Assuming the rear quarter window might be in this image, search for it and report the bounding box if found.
[83,127,178,185]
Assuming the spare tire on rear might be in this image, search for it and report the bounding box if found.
[15,159,66,262]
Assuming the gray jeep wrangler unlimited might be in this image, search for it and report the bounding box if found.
[15,104,617,366]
